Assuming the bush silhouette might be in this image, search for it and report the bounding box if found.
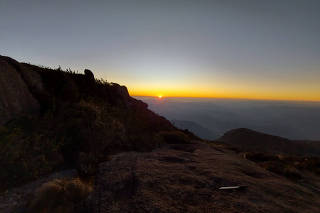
[159,131,191,144]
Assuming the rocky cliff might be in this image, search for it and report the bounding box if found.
[0,56,41,124]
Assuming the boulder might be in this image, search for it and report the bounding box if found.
[0,56,40,124]
[84,69,95,81]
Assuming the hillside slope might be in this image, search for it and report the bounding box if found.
[0,55,177,191]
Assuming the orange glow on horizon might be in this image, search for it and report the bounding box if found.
[101,69,320,103]
[128,89,320,102]
[119,75,320,103]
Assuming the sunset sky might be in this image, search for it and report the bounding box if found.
[1,0,320,101]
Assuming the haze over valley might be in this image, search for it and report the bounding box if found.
[138,96,320,140]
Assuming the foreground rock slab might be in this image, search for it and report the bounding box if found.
[91,142,320,213]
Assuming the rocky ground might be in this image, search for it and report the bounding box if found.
[1,141,320,213]
[89,142,320,213]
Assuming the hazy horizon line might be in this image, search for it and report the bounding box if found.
[133,95,320,103]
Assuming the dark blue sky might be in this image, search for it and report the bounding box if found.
[1,0,319,100]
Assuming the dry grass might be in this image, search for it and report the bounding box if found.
[26,178,92,213]
[242,152,320,180]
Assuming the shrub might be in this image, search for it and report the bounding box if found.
[26,178,92,213]
[283,166,302,180]
[159,131,191,144]
[0,125,8,135]
[243,152,279,162]
[261,161,285,175]
[244,152,303,180]
[261,161,302,180]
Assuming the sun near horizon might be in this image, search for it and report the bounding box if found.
[127,86,320,102]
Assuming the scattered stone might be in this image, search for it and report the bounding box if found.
[219,186,248,191]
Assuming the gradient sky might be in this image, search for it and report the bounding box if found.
[1,0,320,101]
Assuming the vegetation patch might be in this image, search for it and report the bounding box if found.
[243,152,320,180]
[26,178,92,213]
[159,131,191,144]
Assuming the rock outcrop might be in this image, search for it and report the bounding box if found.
[0,56,40,124]
[84,69,95,81]
[0,55,175,192]
[0,55,139,124]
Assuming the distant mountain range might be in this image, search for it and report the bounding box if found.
[171,119,320,156]
[138,96,320,141]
